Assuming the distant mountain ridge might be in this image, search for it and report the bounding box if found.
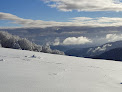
[65,40,122,58]
[93,48,122,61]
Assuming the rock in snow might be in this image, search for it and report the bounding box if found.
[0,47,122,92]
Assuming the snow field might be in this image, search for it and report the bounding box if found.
[0,48,122,92]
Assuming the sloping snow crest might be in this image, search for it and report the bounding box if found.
[0,48,122,92]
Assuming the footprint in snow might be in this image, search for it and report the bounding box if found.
[23,59,31,61]
[49,73,57,76]
[0,59,4,61]
[25,55,36,58]
[55,63,62,65]
[25,56,28,58]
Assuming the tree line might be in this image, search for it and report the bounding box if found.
[0,31,64,55]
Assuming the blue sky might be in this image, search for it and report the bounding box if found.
[1,0,122,45]
[1,0,122,27]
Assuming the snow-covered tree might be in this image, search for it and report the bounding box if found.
[18,38,34,50]
[42,45,52,53]
[52,50,64,55]
[0,31,64,55]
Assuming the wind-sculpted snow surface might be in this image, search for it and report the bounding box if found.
[0,48,122,92]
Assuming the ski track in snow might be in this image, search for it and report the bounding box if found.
[0,48,122,92]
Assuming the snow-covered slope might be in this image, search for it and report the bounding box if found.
[0,48,122,92]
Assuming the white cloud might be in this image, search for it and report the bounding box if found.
[43,0,122,12]
[0,12,84,28]
[0,12,74,28]
[63,36,92,45]
[70,17,122,26]
[2,12,122,27]
[106,34,122,42]
[71,17,93,22]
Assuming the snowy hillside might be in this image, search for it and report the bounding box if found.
[0,48,122,92]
